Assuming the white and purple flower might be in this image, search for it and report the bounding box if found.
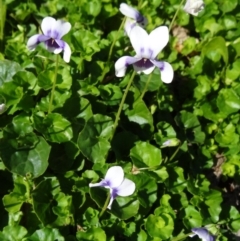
[27,17,71,63]
[119,3,147,36]
[191,228,215,241]
[115,25,174,83]
[89,166,135,209]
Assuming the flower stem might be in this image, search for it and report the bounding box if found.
[111,71,136,140]
[140,73,152,99]
[48,54,59,114]
[99,192,111,218]
[0,0,6,52]
[169,0,185,31]
[107,17,126,62]
[169,142,182,162]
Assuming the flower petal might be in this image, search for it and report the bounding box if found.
[104,166,124,188]
[0,103,5,114]
[53,20,71,39]
[151,60,174,83]
[133,58,155,74]
[119,3,144,23]
[129,26,149,57]
[55,39,71,62]
[116,178,135,197]
[107,196,114,209]
[89,181,104,188]
[63,42,71,63]
[191,228,215,241]
[115,56,140,77]
[41,17,57,37]
[183,0,205,16]
[148,26,169,59]
[27,34,50,50]
[124,18,136,37]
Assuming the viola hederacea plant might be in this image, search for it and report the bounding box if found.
[115,25,174,83]
[119,3,147,36]
[190,228,216,241]
[27,16,71,62]
[89,166,135,209]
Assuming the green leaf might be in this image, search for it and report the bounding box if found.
[183,205,202,228]
[218,0,238,13]
[0,60,22,86]
[0,225,28,241]
[78,114,113,163]
[217,88,240,115]
[130,141,162,168]
[125,100,154,131]
[145,214,174,239]
[202,37,228,64]
[28,228,64,241]
[0,136,51,178]
[3,175,29,213]
[32,177,73,226]
[33,112,73,143]
[76,228,106,241]
[176,110,200,129]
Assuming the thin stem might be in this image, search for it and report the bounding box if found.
[48,55,59,114]
[0,0,6,52]
[107,17,126,62]
[140,73,152,99]
[99,192,111,218]
[169,0,185,31]
[169,142,182,162]
[171,232,192,241]
[111,71,136,140]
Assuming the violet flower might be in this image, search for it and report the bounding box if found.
[119,3,147,36]
[115,25,174,83]
[191,228,216,241]
[183,0,205,16]
[27,17,71,62]
[89,166,135,209]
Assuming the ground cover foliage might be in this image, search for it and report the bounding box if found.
[0,0,240,240]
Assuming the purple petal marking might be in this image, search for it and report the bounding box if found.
[111,188,118,200]
[134,58,154,69]
[52,30,60,39]
[55,39,65,48]
[45,39,61,49]
[151,60,164,70]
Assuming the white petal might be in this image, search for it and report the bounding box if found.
[119,3,141,21]
[41,16,56,37]
[116,178,135,197]
[148,26,169,59]
[133,63,155,75]
[129,26,149,57]
[105,166,124,188]
[107,194,115,209]
[89,182,103,188]
[27,34,50,50]
[115,56,140,77]
[124,18,136,37]
[63,42,71,63]
[55,39,71,62]
[183,0,205,16]
[53,20,71,39]
[0,103,5,114]
[151,60,174,83]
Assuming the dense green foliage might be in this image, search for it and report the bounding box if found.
[0,0,240,240]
